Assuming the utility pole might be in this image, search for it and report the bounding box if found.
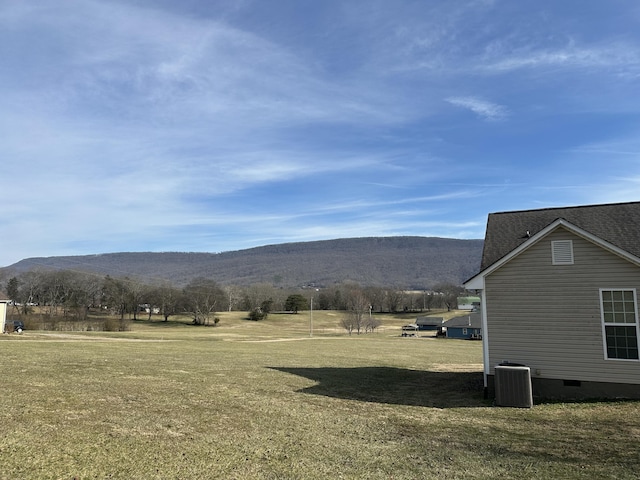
[309,297,313,337]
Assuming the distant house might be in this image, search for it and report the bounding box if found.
[415,316,444,331]
[444,313,482,340]
[0,292,9,334]
[457,296,481,311]
[464,201,640,401]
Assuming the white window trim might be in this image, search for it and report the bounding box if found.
[599,288,640,362]
[552,239,574,265]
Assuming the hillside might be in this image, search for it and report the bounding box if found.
[3,236,483,289]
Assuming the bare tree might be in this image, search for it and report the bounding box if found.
[384,288,405,313]
[18,270,42,314]
[151,281,183,322]
[364,315,382,333]
[341,313,357,335]
[242,283,279,311]
[62,271,95,320]
[183,277,227,325]
[102,276,133,321]
[38,270,91,319]
[126,278,147,321]
[433,283,464,311]
[224,285,243,312]
[345,288,369,334]
[423,291,437,312]
[363,286,385,313]
[5,277,20,314]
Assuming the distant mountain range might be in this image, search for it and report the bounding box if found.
[2,237,483,289]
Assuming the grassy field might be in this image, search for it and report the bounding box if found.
[0,310,638,479]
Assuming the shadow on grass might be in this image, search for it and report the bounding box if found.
[270,366,487,408]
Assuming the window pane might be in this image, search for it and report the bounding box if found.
[605,326,639,360]
[602,290,638,324]
[624,300,635,313]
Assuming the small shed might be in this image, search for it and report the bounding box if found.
[415,316,444,331]
[0,294,9,334]
[444,313,482,340]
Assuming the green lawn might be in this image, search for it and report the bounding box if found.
[0,311,638,479]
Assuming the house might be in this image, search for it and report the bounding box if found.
[444,312,482,340]
[464,201,640,401]
[415,316,444,331]
[457,296,481,311]
[0,292,9,334]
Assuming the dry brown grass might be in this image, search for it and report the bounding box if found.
[0,311,638,479]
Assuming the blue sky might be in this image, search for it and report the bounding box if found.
[2,0,640,267]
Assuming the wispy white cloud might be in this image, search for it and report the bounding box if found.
[446,96,508,120]
[480,43,640,76]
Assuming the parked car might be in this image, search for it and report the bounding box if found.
[6,320,25,334]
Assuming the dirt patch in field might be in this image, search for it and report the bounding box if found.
[239,337,345,343]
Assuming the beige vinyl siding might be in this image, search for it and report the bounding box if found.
[485,226,640,384]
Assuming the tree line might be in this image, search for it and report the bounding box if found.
[2,269,464,331]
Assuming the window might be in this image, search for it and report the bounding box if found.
[552,240,574,265]
[600,289,639,360]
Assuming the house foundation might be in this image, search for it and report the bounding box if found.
[487,374,640,402]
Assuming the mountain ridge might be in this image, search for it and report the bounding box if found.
[2,236,483,289]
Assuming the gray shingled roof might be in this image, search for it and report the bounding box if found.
[416,316,444,326]
[444,312,481,328]
[481,201,640,270]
